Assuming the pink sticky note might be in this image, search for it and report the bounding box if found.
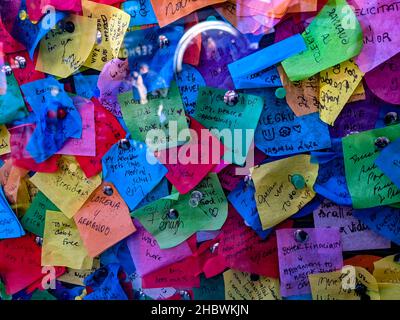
[56,96,96,156]
[365,52,400,104]
[350,0,400,73]
[276,228,343,297]
[156,117,225,194]
[127,221,193,277]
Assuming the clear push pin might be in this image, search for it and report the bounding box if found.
[15,56,26,69]
[224,90,239,106]
[103,185,114,196]
[2,65,12,76]
[96,30,102,45]
[384,112,398,126]
[118,139,131,150]
[291,174,306,189]
[65,21,75,33]
[159,35,169,48]
[210,242,219,253]
[374,136,390,149]
[167,208,179,220]
[294,229,309,243]
[179,290,191,300]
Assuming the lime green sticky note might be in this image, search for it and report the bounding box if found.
[0,72,28,124]
[343,124,400,208]
[30,289,57,300]
[193,87,263,166]
[132,173,227,249]
[21,192,59,237]
[118,82,188,151]
[281,0,363,81]
[0,280,12,300]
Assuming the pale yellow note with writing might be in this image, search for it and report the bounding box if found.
[250,154,318,229]
[223,269,281,300]
[82,0,130,71]
[319,59,364,125]
[373,255,400,283]
[309,266,380,300]
[58,258,100,286]
[0,125,10,156]
[30,156,102,218]
[42,210,93,269]
[36,15,97,78]
[378,283,400,300]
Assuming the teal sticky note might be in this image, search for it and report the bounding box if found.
[0,73,28,124]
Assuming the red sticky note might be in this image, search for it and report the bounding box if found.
[76,98,126,178]
[193,236,227,278]
[183,13,201,67]
[141,256,200,289]
[9,124,60,173]
[156,117,225,194]
[218,206,293,278]
[0,18,25,54]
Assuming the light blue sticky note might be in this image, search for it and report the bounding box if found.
[253,88,331,156]
[73,74,99,99]
[122,0,158,27]
[228,180,272,239]
[231,66,282,89]
[228,34,306,82]
[353,206,400,245]
[176,64,205,116]
[0,187,25,239]
[375,137,400,189]
[102,139,168,210]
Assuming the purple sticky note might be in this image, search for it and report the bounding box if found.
[276,228,343,297]
[127,221,193,277]
[56,96,96,157]
[313,199,391,252]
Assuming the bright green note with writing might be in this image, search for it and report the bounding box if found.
[343,124,400,208]
[281,0,363,81]
[119,82,188,151]
[131,173,227,249]
[193,87,263,166]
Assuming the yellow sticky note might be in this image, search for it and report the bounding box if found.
[223,269,281,300]
[30,156,102,218]
[58,258,100,286]
[373,255,400,283]
[42,210,93,269]
[36,15,97,78]
[319,59,364,125]
[82,0,130,71]
[309,266,380,300]
[378,283,400,300]
[0,125,10,155]
[250,154,318,229]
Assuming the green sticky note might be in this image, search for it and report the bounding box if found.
[343,124,400,208]
[132,173,228,249]
[30,289,57,300]
[119,82,188,151]
[192,274,225,300]
[193,87,263,165]
[21,192,59,237]
[281,0,363,81]
[0,72,28,124]
[0,280,11,300]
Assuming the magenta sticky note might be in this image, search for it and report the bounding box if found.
[313,199,391,252]
[276,227,343,297]
[127,221,193,277]
[56,96,96,157]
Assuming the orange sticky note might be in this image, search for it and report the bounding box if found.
[74,182,136,257]
[150,0,226,27]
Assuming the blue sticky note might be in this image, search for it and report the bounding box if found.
[253,88,331,156]
[312,138,352,206]
[124,25,184,93]
[176,64,205,116]
[84,264,128,300]
[135,177,169,209]
[73,74,99,99]
[231,66,282,89]
[353,206,400,245]
[10,0,67,59]
[102,139,168,210]
[0,187,25,239]
[122,0,158,27]
[100,240,136,276]
[228,34,306,83]
[21,77,82,163]
[375,138,400,189]
[228,180,272,239]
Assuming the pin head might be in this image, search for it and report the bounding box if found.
[167,209,179,220]
[2,65,12,76]
[384,112,398,126]
[291,174,306,189]
[294,229,309,243]
[374,136,390,149]
[355,283,367,296]
[15,56,26,69]
[103,185,114,196]
[118,139,131,150]
[47,110,57,119]
[224,90,239,106]
[179,290,191,300]
[65,21,75,33]
[275,87,286,99]
[57,107,67,119]
[250,274,260,281]
[210,242,219,253]
[158,35,169,48]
